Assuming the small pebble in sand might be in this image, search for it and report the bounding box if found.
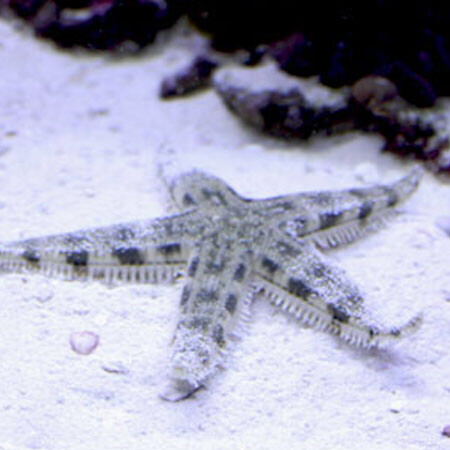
[442,424,450,437]
[70,331,99,355]
[102,362,129,375]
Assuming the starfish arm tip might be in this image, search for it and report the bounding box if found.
[159,379,204,402]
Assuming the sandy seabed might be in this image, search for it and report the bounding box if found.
[0,20,449,450]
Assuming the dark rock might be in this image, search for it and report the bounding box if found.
[214,65,450,173]
[7,0,185,51]
[388,61,437,107]
[269,33,321,77]
[160,55,219,98]
[8,0,47,18]
[214,65,352,139]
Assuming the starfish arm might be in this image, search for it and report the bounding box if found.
[169,170,245,211]
[253,167,423,250]
[161,237,253,401]
[254,238,422,348]
[0,211,206,284]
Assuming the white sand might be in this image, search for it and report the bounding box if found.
[0,20,449,450]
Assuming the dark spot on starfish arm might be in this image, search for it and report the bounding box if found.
[225,294,237,314]
[261,256,279,274]
[22,249,40,263]
[287,277,314,298]
[327,304,350,323]
[112,247,144,265]
[65,250,88,266]
[201,188,227,206]
[205,260,225,275]
[212,324,225,347]
[201,188,212,199]
[182,193,196,206]
[185,317,211,331]
[311,263,327,277]
[358,201,373,220]
[187,257,199,277]
[157,243,181,255]
[319,211,343,229]
[390,328,401,337]
[292,215,309,232]
[382,187,399,207]
[233,263,246,281]
[349,188,366,198]
[369,327,380,338]
[163,222,174,235]
[180,286,191,306]
[196,288,219,303]
[279,201,294,211]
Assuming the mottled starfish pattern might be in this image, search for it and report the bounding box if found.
[0,168,423,401]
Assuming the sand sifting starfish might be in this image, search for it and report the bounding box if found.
[0,168,423,401]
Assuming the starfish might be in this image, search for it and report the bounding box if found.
[0,168,423,401]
